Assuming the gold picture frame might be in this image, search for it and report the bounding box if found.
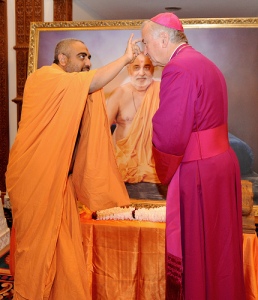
[27,17,258,217]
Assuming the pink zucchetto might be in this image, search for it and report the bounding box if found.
[150,12,184,32]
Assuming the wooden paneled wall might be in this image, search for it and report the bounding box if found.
[0,0,9,191]
[54,0,72,21]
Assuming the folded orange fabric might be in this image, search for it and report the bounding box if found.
[115,81,161,183]
[243,233,258,300]
[6,64,129,299]
[72,90,130,211]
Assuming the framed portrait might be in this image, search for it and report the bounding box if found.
[28,17,258,217]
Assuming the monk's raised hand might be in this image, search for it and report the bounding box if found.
[125,34,142,64]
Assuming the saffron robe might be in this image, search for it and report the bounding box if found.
[152,45,246,299]
[115,81,160,183]
[6,64,130,299]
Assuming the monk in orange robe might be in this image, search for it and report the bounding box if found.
[6,36,140,300]
[107,53,160,183]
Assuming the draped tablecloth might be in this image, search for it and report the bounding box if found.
[243,233,258,300]
[81,218,258,300]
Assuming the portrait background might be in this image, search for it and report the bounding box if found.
[28,18,258,210]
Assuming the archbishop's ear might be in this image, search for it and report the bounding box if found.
[159,31,169,48]
[58,53,67,66]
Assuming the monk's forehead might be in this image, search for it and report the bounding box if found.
[71,41,90,54]
[131,54,152,66]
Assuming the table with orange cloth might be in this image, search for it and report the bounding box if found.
[81,218,258,300]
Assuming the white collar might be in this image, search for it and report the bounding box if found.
[168,43,187,61]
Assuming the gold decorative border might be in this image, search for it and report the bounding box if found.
[130,199,166,209]
[254,206,258,217]
[28,17,258,76]
[182,17,258,27]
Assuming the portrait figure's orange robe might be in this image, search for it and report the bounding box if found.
[115,80,160,183]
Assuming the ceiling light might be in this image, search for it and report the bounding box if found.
[165,7,182,11]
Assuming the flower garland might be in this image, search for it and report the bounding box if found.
[92,206,166,222]
[134,206,166,222]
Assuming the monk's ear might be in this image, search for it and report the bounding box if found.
[58,53,67,66]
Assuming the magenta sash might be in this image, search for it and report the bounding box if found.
[182,123,229,162]
[166,123,229,299]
